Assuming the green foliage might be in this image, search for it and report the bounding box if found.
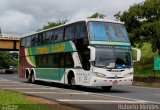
[88,12,106,19]
[133,43,160,77]
[10,52,19,61]
[114,0,160,55]
[0,51,17,68]
[37,20,68,31]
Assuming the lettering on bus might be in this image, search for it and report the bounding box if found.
[52,44,65,53]
[36,47,49,54]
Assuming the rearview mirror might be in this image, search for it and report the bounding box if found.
[132,48,141,62]
[88,46,96,62]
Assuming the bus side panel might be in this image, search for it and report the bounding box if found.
[35,68,65,82]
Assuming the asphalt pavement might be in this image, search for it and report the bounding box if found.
[0,73,160,110]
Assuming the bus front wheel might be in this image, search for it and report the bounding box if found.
[101,86,112,91]
[31,74,36,84]
[27,74,32,83]
[70,76,75,86]
[28,73,36,83]
[70,76,76,89]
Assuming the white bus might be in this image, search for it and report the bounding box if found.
[19,19,141,91]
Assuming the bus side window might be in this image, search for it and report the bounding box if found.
[65,53,74,68]
[40,55,45,67]
[35,55,42,67]
[38,33,43,45]
[25,36,31,47]
[74,22,89,52]
[59,53,65,68]
[54,28,64,42]
[45,31,51,44]
[43,32,47,44]
[31,34,38,46]
[34,34,38,46]
[50,30,55,43]
[75,22,87,39]
[57,28,64,42]
[52,53,59,68]
[54,29,59,42]
[20,38,25,47]
[64,25,75,40]
[43,31,50,44]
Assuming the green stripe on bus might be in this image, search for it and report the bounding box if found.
[35,68,65,81]
[27,41,75,56]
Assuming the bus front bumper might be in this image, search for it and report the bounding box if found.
[89,76,133,86]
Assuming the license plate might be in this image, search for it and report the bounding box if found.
[112,72,121,75]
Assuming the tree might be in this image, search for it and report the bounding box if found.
[37,20,68,31]
[0,51,17,68]
[114,0,160,55]
[88,12,106,19]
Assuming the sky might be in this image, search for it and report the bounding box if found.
[0,0,144,35]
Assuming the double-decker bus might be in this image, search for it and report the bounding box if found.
[19,19,141,91]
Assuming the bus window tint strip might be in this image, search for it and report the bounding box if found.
[35,53,74,68]
[20,21,88,47]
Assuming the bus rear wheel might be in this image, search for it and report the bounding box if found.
[31,74,36,84]
[101,86,112,91]
[28,73,36,83]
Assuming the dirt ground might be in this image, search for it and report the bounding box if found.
[133,81,160,88]
[133,76,160,88]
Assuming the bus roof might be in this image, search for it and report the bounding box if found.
[21,18,123,39]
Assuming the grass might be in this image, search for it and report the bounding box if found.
[0,90,31,104]
[0,90,52,110]
[133,43,160,77]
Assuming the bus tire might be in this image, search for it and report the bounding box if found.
[70,76,75,86]
[31,73,36,84]
[101,86,112,91]
[30,70,36,84]
[26,70,31,83]
[27,74,32,83]
[68,71,76,88]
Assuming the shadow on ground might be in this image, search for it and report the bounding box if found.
[23,80,131,94]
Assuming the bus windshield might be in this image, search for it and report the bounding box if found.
[94,46,132,69]
[88,22,129,43]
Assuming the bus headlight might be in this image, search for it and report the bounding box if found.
[124,72,133,77]
[94,72,106,77]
